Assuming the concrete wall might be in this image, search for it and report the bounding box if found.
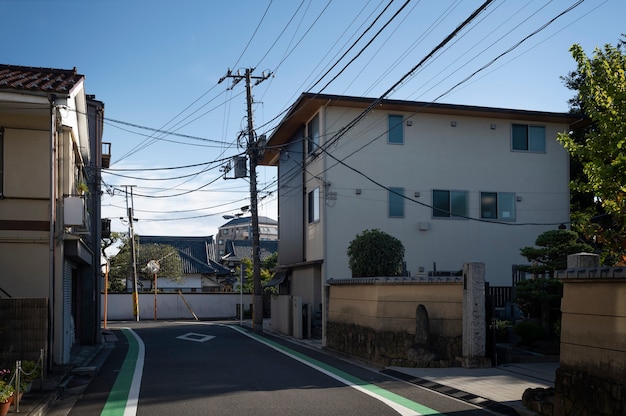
[102,293,252,321]
[326,277,464,366]
[552,266,625,415]
[270,295,292,336]
[328,277,463,336]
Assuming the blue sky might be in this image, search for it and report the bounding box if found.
[1,0,623,239]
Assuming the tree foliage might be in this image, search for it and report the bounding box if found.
[107,236,182,291]
[519,229,593,275]
[236,252,278,294]
[517,229,591,336]
[347,229,405,277]
[558,37,626,264]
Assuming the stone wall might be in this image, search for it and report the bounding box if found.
[327,276,464,367]
[551,260,626,416]
[326,321,462,367]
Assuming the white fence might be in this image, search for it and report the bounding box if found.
[102,293,253,321]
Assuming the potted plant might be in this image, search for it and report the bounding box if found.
[76,181,89,195]
[17,360,40,393]
[0,379,14,416]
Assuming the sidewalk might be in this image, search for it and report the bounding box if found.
[263,320,557,416]
[383,362,557,416]
[13,331,116,416]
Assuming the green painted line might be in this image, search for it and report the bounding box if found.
[101,328,139,416]
[232,326,444,416]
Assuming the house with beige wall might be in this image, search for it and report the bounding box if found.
[260,93,580,340]
[0,64,105,365]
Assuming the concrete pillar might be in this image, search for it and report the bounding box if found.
[461,262,490,368]
[567,252,600,269]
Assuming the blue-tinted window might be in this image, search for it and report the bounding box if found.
[388,187,404,217]
[308,188,320,223]
[388,115,404,144]
[512,124,545,153]
[307,114,320,154]
[433,190,468,218]
[481,192,516,221]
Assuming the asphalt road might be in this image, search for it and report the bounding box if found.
[66,321,492,416]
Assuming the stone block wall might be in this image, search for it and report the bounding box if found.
[326,321,462,367]
[552,264,625,416]
[327,277,464,367]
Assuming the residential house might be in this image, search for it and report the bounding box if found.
[259,93,581,339]
[215,215,278,258]
[136,236,232,292]
[0,64,106,364]
[220,239,278,272]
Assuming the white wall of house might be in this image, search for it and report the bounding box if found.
[309,107,570,286]
[0,79,93,365]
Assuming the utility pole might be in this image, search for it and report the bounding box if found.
[219,68,272,332]
[123,185,139,321]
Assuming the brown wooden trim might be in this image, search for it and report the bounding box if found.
[0,220,49,231]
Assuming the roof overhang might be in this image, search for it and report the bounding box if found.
[260,92,584,166]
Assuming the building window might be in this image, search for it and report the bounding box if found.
[306,113,320,155]
[512,124,545,152]
[388,114,404,144]
[480,192,516,221]
[432,190,468,218]
[0,128,3,197]
[222,229,229,235]
[308,187,320,223]
[388,187,404,217]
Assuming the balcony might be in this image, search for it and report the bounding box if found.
[102,142,111,168]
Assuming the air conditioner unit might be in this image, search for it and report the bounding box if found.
[64,197,86,227]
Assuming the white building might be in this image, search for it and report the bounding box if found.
[260,93,581,338]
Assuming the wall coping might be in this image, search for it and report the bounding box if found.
[555,266,626,280]
[328,276,463,285]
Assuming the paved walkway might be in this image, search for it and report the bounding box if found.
[384,362,557,415]
[263,320,556,415]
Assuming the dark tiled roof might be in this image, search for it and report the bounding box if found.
[138,235,230,276]
[0,64,84,94]
[222,240,278,263]
[222,216,277,227]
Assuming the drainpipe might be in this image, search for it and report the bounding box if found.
[48,94,57,370]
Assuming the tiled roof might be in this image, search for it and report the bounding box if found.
[137,235,230,276]
[222,216,277,227]
[222,240,278,263]
[0,64,84,94]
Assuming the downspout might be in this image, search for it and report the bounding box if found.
[48,94,57,370]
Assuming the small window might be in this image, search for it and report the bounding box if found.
[432,190,468,218]
[388,187,404,217]
[388,115,404,144]
[222,229,229,235]
[308,187,320,223]
[306,113,320,154]
[481,192,516,221]
[512,124,545,152]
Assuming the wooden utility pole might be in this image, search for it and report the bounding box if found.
[123,185,139,321]
[219,68,272,331]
